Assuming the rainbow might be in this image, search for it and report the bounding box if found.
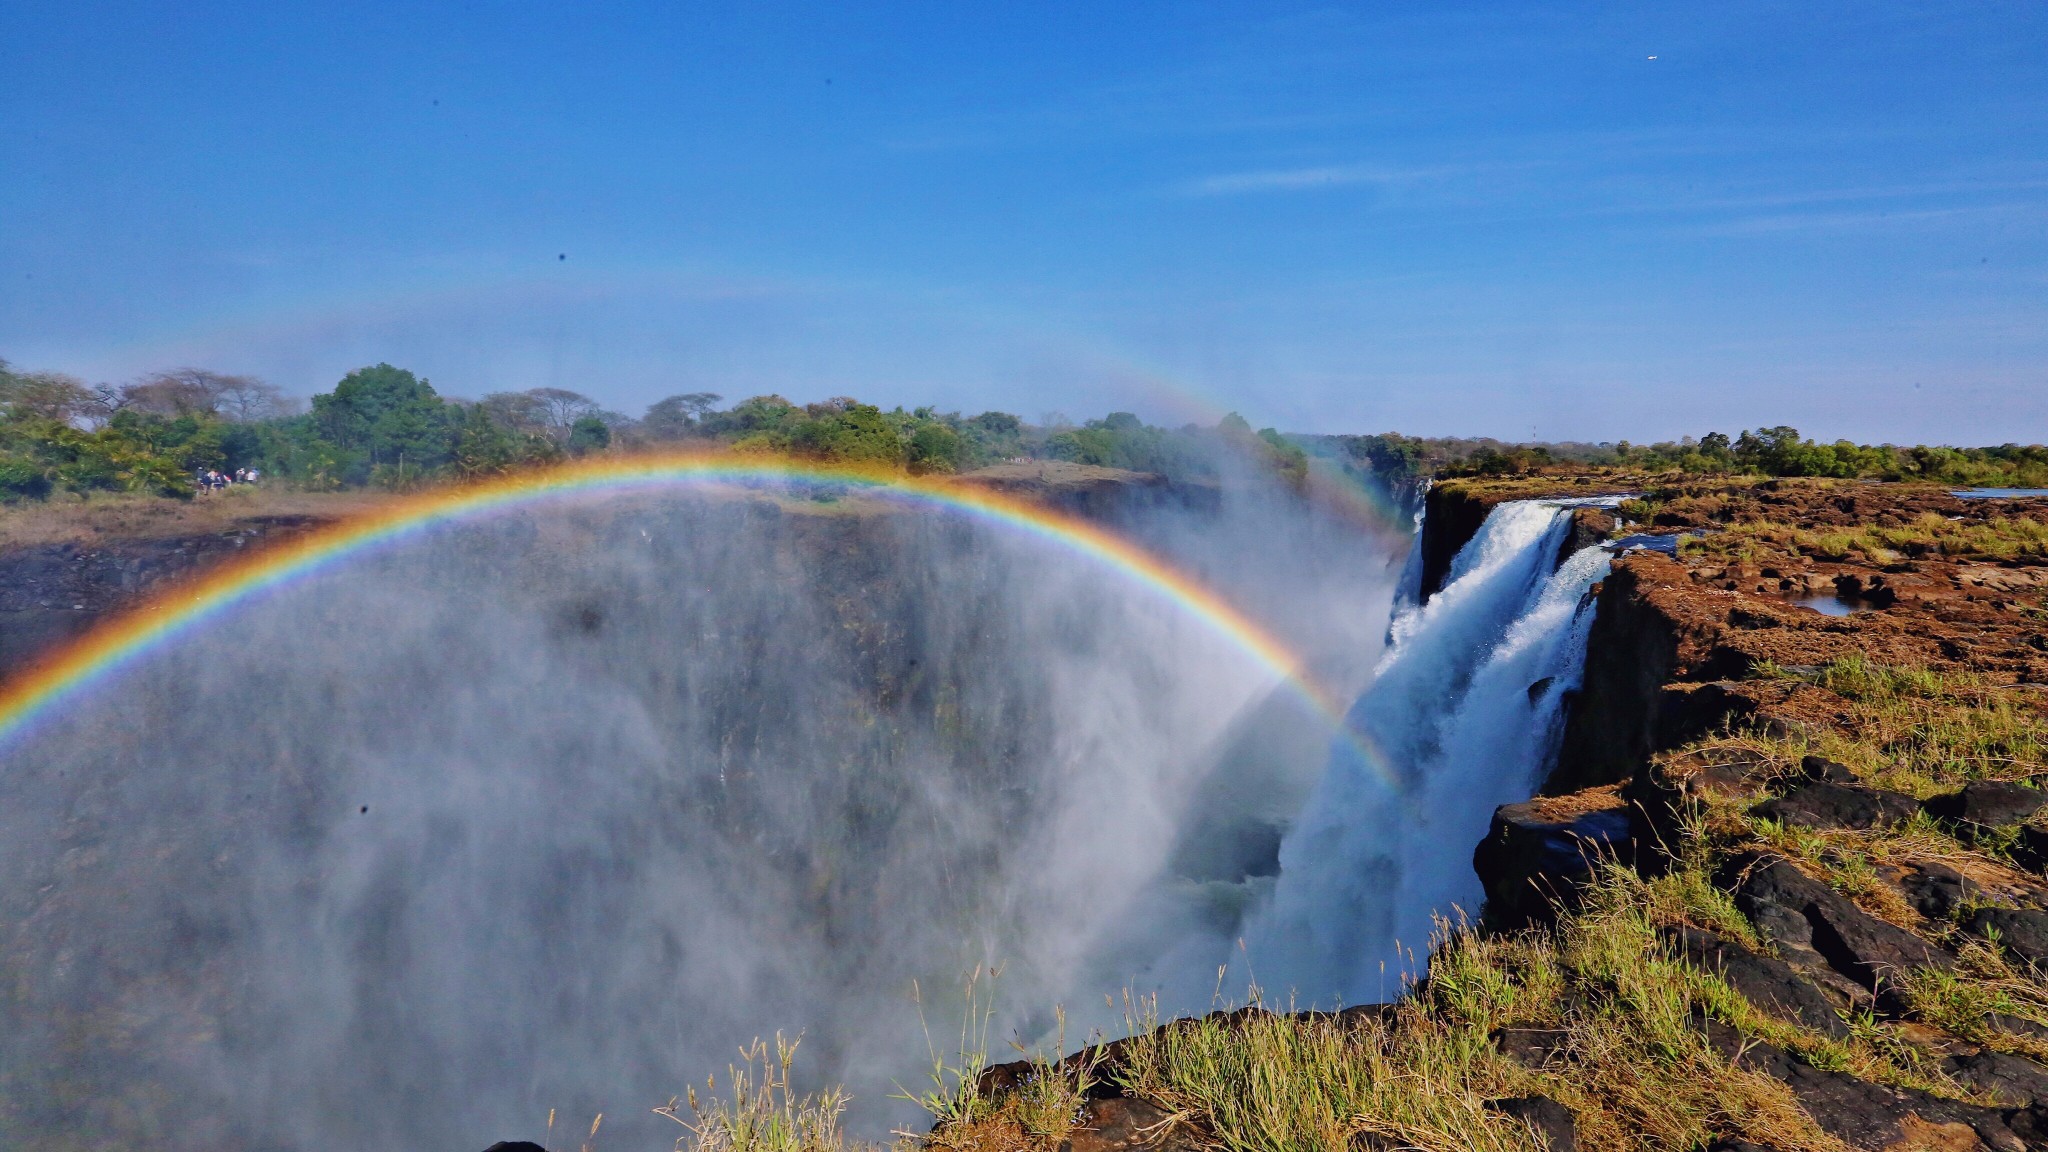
[0,455,1385,777]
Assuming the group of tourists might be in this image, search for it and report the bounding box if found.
[197,467,259,491]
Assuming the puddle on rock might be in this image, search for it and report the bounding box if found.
[1788,593,1876,617]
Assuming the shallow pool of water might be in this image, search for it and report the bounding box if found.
[1789,593,1874,617]
[1605,531,1703,556]
[1954,488,2048,500]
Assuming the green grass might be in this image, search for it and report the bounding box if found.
[1683,511,2048,565]
[1754,656,2047,796]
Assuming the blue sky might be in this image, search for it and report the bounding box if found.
[3,2,2044,442]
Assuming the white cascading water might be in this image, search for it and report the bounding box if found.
[1243,497,1621,1005]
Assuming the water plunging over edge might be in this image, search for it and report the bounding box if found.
[1242,497,1622,1005]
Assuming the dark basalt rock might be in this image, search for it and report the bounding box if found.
[1492,1026,1572,1067]
[1720,853,1954,991]
[1964,906,2048,967]
[483,1144,549,1152]
[1943,1048,2048,1106]
[1473,791,1635,928]
[2009,1104,2048,1145]
[1692,1016,2025,1150]
[1061,1097,1195,1152]
[1896,861,1984,921]
[1798,755,1858,784]
[1751,781,1919,831]
[1485,1095,1578,1152]
[2013,825,2048,875]
[1924,781,2048,829]
[1664,926,1850,1039]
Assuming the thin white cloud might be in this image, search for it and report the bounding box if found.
[1181,163,1435,197]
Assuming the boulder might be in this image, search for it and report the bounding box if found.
[1491,1026,1572,1068]
[1924,781,2048,829]
[2007,1105,2048,1145]
[1692,1016,2024,1150]
[1485,1095,1578,1152]
[1799,755,1858,784]
[1665,926,1850,1039]
[1062,1097,1195,1152]
[1751,782,1919,831]
[1943,1048,2048,1107]
[1473,788,1634,928]
[1964,907,2048,968]
[483,1144,548,1152]
[2012,826,2048,875]
[1896,861,1984,921]
[1720,853,1954,992]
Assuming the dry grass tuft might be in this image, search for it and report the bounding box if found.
[659,1034,874,1152]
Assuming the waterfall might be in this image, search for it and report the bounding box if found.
[1388,502,1428,615]
[1243,497,1620,1005]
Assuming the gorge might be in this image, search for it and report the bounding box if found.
[8,467,2042,1151]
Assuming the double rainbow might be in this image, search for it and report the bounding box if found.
[0,455,1382,777]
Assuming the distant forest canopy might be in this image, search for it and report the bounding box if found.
[1,356,2044,502]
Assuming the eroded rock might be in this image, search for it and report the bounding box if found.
[1925,782,2048,830]
[1061,1098,1194,1152]
[1665,925,1851,1039]
[1897,862,1985,922]
[1721,852,1954,992]
[1752,781,1920,831]
[1474,787,1635,928]
[1963,907,2048,968]
[1942,1048,2048,1107]
[1485,1095,1578,1152]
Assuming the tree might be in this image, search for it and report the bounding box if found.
[0,360,97,424]
[961,411,1024,462]
[788,401,904,466]
[568,414,611,455]
[214,375,291,421]
[642,392,724,439]
[120,368,290,422]
[907,421,963,474]
[528,388,602,439]
[311,364,456,479]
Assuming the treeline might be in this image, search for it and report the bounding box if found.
[0,358,1312,501]
[8,355,2040,502]
[1305,427,2048,489]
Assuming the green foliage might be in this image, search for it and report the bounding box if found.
[567,413,611,455]
[788,400,905,466]
[15,350,2038,502]
[308,363,456,483]
[906,419,964,474]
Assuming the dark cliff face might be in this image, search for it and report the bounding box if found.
[0,515,336,686]
[1416,484,1492,602]
[1417,484,1619,604]
[1547,554,1685,793]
